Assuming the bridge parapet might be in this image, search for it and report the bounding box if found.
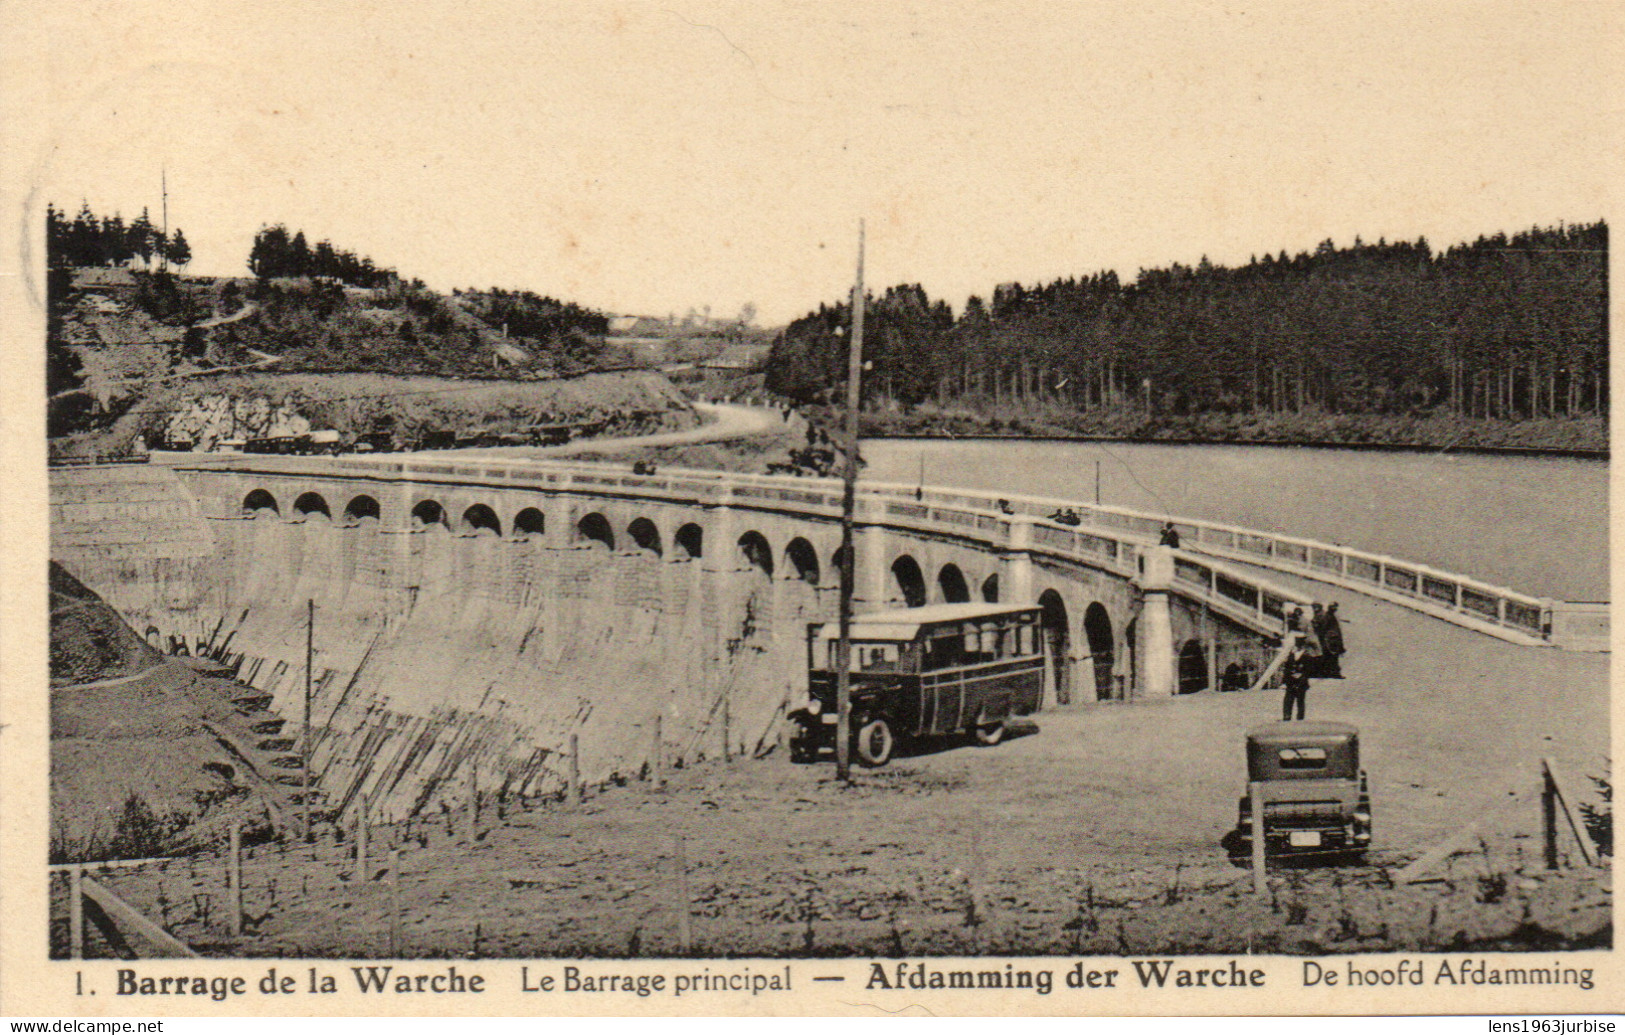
[851,474,1592,651]
[184,449,1578,648]
[174,454,1318,642]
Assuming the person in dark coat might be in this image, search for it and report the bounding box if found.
[1315,601,1346,677]
[1159,522,1181,548]
[1281,642,1310,721]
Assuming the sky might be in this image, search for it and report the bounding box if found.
[5,1,1619,325]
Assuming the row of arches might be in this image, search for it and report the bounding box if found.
[240,486,1127,700]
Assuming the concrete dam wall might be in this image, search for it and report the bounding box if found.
[51,464,823,824]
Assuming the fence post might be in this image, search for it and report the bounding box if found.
[1542,757,1598,867]
[227,824,242,936]
[356,793,369,877]
[1543,766,1560,870]
[69,864,83,960]
[652,715,665,792]
[388,848,401,958]
[722,685,732,763]
[674,834,693,955]
[569,734,583,806]
[1249,782,1267,896]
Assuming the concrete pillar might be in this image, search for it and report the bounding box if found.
[1138,546,1177,697]
[999,516,1036,603]
[852,503,890,608]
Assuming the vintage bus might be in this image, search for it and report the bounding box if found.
[788,602,1047,767]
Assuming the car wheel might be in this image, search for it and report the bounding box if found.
[973,721,1005,747]
[855,717,895,767]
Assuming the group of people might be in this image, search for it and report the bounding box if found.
[1280,601,1346,721]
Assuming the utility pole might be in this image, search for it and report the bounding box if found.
[835,221,866,783]
[303,598,314,843]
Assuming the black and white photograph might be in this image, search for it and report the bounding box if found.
[1,0,1616,1019]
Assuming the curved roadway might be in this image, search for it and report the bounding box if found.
[439,402,784,460]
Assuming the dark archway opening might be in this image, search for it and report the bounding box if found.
[343,495,380,526]
[980,572,999,603]
[411,499,446,531]
[785,538,820,585]
[738,531,774,577]
[514,508,545,538]
[293,491,331,522]
[242,489,279,518]
[1038,589,1071,705]
[891,555,927,608]
[1178,640,1209,694]
[1084,602,1116,701]
[628,517,663,557]
[674,523,703,560]
[577,512,615,550]
[937,564,970,603]
[461,504,501,537]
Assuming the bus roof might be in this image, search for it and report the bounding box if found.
[813,602,1040,642]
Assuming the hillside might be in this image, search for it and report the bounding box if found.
[768,222,1608,455]
[46,267,702,457]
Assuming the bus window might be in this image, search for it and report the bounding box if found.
[981,623,999,657]
[1018,623,1035,656]
[826,642,902,671]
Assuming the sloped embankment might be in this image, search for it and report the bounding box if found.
[50,561,301,861]
[50,462,825,834]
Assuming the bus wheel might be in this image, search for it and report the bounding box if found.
[973,721,1005,747]
[855,717,894,767]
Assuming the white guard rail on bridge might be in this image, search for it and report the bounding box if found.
[177,454,1317,639]
[178,452,1600,648]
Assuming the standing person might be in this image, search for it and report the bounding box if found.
[1159,522,1181,548]
[1280,642,1310,721]
[1317,601,1346,677]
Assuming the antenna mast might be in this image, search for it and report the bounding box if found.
[160,168,168,273]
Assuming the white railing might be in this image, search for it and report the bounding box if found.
[177,453,1585,646]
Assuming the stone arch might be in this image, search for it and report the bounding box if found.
[293,491,331,522]
[784,537,820,584]
[514,508,546,538]
[830,544,849,581]
[461,503,502,537]
[738,530,774,576]
[1038,589,1072,705]
[577,512,615,550]
[1178,639,1209,694]
[242,489,279,518]
[980,572,1000,603]
[1084,602,1115,701]
[937,563,970,603]
[343,494,381,526]
[674,522,703,560]
[628,517,663,557]
[1220,660,1252,692]
[890,555,927,608]
[411,499,447,530]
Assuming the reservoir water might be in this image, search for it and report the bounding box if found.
[861,438,1608,602]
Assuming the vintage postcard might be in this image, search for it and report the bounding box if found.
[1,0,1617,1021]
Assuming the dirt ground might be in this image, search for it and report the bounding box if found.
[60,594,1610,958]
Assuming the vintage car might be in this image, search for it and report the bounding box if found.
[788,602,1047,767]
[1235,721,1371,859]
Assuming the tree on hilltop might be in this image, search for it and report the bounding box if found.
[165,228,191,270]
